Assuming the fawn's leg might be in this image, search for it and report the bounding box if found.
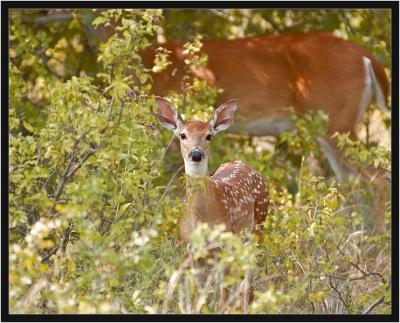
[218,268,230,313]
[239,269,253,313]
[218,286,229,313]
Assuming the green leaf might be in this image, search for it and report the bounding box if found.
[119,203,132,214]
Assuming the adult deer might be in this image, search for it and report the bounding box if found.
[144,32,390,230]
[144,32,389,140]
[155,96,269,313]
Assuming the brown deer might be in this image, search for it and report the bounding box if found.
[155,96,269,313]
[144,32,390,230]
[144,33,389,140]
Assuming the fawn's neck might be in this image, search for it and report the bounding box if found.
[183,158,209,177]
[184,175,217,223]
[181,175,216,243]
[183,158,215,218]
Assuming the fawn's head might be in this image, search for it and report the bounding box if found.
[155,97,237,176]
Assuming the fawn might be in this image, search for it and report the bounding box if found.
[155,97,269,313]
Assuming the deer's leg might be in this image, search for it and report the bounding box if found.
[316,136,357,183]
[358,166,390,232]
[238,269,253,313]
[218,267,230,313]
[218,286,229,313]
[318,135,389,232]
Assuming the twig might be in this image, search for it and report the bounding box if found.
[160,165,184,201]
[289,251,305,274]
[262,16,284,33]
[66,145,104,178]
[41,245,59,263]
[160,134,176,161]
[106,96,115,122]
[339,11,354,36]
[329,279,350,313]
[350,272,386,282]
[41,223,73,263]
[53,143,105,202]
[53,130,105,202]
[60,223,73,254]
[348,260,386,284]
[362,295,385,314]
[10,226,27,237]
[335,241,387,285]
[115,100,125,126]
[42,168,58,189]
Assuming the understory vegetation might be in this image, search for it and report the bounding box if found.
[9,9,391,314]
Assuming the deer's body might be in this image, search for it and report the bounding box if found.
[181,161,269,243]
[156,97,269,312]
[143,32,389,139]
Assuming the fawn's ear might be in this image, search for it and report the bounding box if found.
[209,99,238,134]
[155,97,183,132]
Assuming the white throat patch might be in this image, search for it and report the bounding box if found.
[183,158,208,177]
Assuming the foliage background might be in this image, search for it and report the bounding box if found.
[8,9,392,314]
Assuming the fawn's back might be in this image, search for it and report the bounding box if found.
[212,161,269,234]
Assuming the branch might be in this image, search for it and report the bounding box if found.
[10,226,27,237]
[335,241,387,285]
[106,96,115,122]
[160,134,176,162]
[34,13,73,26]
[350,272,386,282]
[160,165,184,201]
[329,279,351,313]
[65,144,104,178]
[42,168,58,189]
[115,100,125,126]
[262,16,284,33]
[41,245,59,263]
[339,11,356,36]
[41,223,73,263]
[60,223,73,254]
[53,142,105,202]
[362,295,385,314]
[348,260,386,284]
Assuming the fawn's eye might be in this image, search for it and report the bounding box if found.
[179,133,187,140]
[206,134,213,141]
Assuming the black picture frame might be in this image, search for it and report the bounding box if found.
[2,1,398,322]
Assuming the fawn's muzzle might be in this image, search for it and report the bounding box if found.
[189,150,204,162]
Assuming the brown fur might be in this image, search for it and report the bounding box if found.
[143,32,389,138]
[180,161,269,243]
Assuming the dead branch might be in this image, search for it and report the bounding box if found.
[362,295,385,314]
[329,278,350,313]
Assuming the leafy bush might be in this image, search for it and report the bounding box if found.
[9,9,391,314]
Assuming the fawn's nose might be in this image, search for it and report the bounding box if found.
[189,150,204,162]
